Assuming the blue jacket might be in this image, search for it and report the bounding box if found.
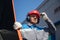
[21,20,56,40]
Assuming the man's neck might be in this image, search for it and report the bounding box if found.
[28,22,36,26]
[28,22,33,26]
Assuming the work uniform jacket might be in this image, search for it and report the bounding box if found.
[20,20,56,40]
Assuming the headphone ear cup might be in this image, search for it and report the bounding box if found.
[27,16,30,22]
[28,16,30,20]
[26,16,30,22]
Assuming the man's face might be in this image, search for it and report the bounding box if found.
[29,14,38,24]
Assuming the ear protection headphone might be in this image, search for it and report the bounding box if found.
[26,16,30,22]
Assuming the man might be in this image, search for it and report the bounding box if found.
[14,10,56,40]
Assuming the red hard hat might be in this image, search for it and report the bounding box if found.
[28,10,40,18]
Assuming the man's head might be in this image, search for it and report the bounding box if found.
[27,10,40,24]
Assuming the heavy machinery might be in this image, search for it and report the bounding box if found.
[0,0,22,40]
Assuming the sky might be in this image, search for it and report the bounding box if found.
[14,0,44,23]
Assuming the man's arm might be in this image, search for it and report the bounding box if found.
[41,12,56,34]
[45,19,56,34]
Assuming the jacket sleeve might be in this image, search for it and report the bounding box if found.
[45,19,56,34]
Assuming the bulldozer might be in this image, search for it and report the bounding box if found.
[0,0,22,40]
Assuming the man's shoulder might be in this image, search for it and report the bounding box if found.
[36,26,48,30]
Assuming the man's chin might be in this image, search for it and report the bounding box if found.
[32,22,37,24]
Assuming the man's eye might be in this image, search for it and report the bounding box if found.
[31,15,36,17]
